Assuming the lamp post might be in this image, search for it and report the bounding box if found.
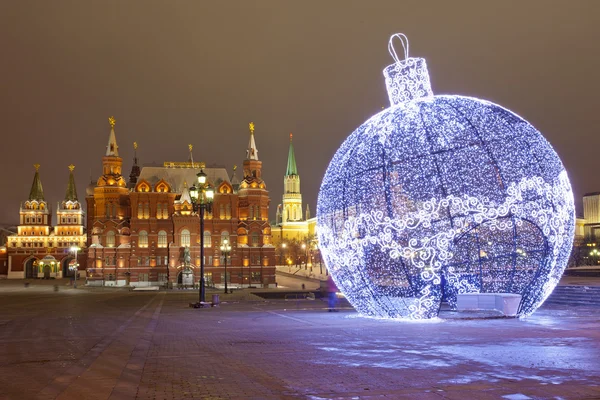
[281,242,286,266]
[189,169,214,304]
[220,238,231,294]
[69,245,80,288]
[301,243,307,269]
[590,248,600,265]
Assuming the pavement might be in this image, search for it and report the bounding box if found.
[0,279,599,399]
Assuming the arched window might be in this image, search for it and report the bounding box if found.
[106,231,116,247]
[137,203,144,219]
[161,203,169,219]
[249,206,254,220]
[112,203,118,218]
[226,204,231,219]
[221,231,229,245]
[139,230,148,248]
[181,229,190,247]
[255,206,260,220]
[251,232,260,247]
[219,204,225,220]
[144,203,150,219]
[156,203,162,219]
[158,230,167,248]
[203,231,212,248]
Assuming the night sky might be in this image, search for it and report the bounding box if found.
[1,1,599,225]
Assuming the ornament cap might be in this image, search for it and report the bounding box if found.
[383,34,433,106]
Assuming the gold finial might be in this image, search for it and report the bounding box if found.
[188,144,193,152]
[233,165,237,171]
[34,164,40,171]
[133,141,138,150]
[249,122,255,134]
[109,116,116,128]
[68,164,75,172]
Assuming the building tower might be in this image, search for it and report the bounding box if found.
[18,164,51,242]
[87,117,131,284]
[55,165,84,240]
[280,133,303,223]
[238,122,273,275]
[128,141,141,188]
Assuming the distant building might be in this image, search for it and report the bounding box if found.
[270,134,320,268]
[1,164,86,279]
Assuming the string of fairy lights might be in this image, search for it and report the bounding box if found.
[317,34,575,320]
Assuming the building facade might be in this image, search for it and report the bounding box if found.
[85,119,276,287]
[1,164,86,279]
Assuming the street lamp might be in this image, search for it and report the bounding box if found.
[220,238,231,294]
[189,169,214,304]
[281,242,286,266]
[590,248,600,265]
[69,245,80,288]
[301,243,307,269]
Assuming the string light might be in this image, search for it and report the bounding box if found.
[317,34,575,320]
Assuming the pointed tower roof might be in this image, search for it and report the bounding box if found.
[106,116,119,156]
[230,165,240,191]
[305,203,311,220]
[177,181,192,204]
[286,133,298,176]
[129,142,141,187]
[64,164,78,202]
[246,122,259,160]
[29,164,45,201]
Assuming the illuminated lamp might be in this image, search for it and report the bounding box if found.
[317,33,575,320]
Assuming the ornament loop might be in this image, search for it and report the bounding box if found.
[388,33,409,64]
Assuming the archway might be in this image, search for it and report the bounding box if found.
[62,257,74,278]
[24,258,37,279]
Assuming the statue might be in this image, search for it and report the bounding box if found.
[183,246,191,266]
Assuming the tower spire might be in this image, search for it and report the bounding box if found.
[29,164,45,201]
[106,116,119,156]
[286,133,298,176]
[246,122,259,160]
[64,164,78,202]
[129,141,141,187]
[188,144,194,164]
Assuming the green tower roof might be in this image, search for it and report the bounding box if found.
[28,164,45,201]
[64,165,78,202]
[286,133,298,176]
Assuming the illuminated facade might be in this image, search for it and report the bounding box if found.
[3,164,86,279]
[86,119,276,287]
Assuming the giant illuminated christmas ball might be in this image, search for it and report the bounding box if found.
[317,34,575,320]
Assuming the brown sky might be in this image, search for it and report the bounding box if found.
[1,1,599,224]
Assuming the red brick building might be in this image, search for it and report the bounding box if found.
[85,119,276,288]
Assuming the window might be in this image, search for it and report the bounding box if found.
[251,232,260,247]
[219,204,225,219]
[144,203,150,219]
[255,206,260,220]
[158,230,167,248]
[157,203,162,219]
[139,273,149,282]
[161,203,169,219]
[249,206,254,220]
[226,204,231,219]
[164,256,169,266]
[203,231,211,247]
[181,229,190,247]
[221,230,229,243]
[139,230,149,248]
[106,231,116,247]
[137,203,144,219]
[158,273,167,283]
